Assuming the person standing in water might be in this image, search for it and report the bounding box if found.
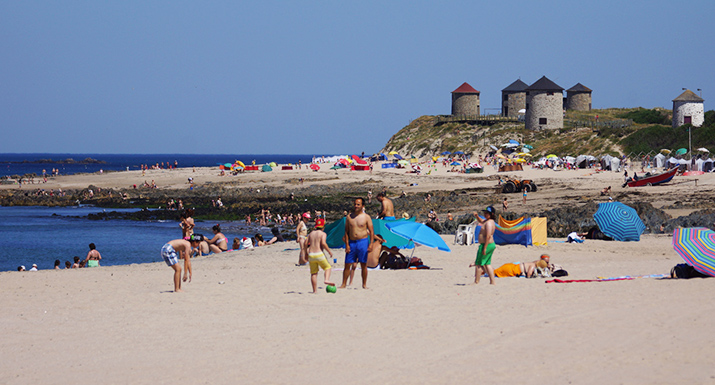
[84,243,102,267]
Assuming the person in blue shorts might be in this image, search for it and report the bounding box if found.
[340,198,375,289]
[161,235,202,292]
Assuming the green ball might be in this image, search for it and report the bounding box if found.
[326,285,337,293]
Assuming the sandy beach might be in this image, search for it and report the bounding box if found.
[2,164,714,384]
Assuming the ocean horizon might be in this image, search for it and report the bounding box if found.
[0,153,358,178]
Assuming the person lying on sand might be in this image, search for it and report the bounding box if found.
[670,264,710,279]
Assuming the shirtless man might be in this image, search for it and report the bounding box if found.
[376,192,395,220]
[367,234,388,268]
[340,198,374,289]
[160,235,200,292]
[84,243,102,267]
[306,222,334,293]
[473,206,497,285]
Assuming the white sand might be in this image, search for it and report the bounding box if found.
[1,234,713,384]
[2,163,714,383]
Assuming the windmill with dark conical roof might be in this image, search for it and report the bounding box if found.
[672,89,704,128]
[451,82,480,116]
[501,79,528,117]
[566,83,592,111]
[525,76,564,130]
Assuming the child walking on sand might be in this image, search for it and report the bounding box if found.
[306,221,334,293]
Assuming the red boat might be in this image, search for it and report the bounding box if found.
[626,167,677,187]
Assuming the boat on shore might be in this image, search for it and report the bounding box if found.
[626,167,678,187]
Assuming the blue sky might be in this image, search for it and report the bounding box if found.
[1,1,712,155]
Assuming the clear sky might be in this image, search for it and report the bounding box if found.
[1,1,712,155]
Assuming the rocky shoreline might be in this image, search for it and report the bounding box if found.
[3,179,714,238]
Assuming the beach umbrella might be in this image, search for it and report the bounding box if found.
[675,148,688,156]
[261,164,272,172]
[309,164,320,171]
[453,151,464,155]
[450,161,461,166]
[397,159,409,166]
[522,153,533,157]
[234,160,245,168]
[330,164,342,170]
[269,162,277,167]
[523,144,534,150]
[508,139,519,145]
[514,158,526,163]
[696,147,710,153]
[489,145,498,151]
[441,151,451,155]
[593,202,645,242]
[546,154,558,159]
[672,227,715,277]
[385,221,451,253]
[411,164,422,171]
[660,149,671,154]
[388,151,399,155]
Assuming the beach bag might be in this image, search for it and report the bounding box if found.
[552,269,568,277]
[384,255,409,269]
[409,257,423,267]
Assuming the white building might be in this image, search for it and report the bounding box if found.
[672,89,704,128]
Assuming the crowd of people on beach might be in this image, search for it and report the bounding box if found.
[18,243,102,271]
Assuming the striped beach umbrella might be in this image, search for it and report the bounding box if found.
[672,228,715,277]
[593,202,645,241]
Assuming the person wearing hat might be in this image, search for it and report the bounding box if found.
[29,264,38,271]
[473,206,497,285]
[160,234,201,292]
[296,212,311,265]
[305,219,334,293]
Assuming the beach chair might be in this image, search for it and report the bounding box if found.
[454,221,477,245]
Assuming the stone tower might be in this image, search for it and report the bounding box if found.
[451,82,480,116]
[672,89,705,128]
[566,83,592,111]
[525,76,564,130]
[501,79,528,117]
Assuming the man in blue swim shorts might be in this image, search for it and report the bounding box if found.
[340,198,375,289]
[377,192,395,220]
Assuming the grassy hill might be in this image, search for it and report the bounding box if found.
[381,108,715,158]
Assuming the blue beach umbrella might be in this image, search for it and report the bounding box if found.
[450,161,461,166]
[453,151,464,155]
[386,221,451,252]
[593,202,645,241]
[441,151,451,155]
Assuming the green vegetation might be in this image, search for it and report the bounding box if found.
[617,108,670,125]
[382,108,714,158]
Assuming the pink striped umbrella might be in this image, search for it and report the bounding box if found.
[672,227,715,277]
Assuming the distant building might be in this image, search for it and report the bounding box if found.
[501,79,528,117]
[565,83,592,111]
[451,82,480,116]
[525,76,564,130]
[672,89,704,128]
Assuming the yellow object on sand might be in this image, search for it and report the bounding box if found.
[494,263,521,277]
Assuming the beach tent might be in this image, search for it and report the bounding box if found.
[476,216,532,247]
[261,164,272,172]
[654,153,666,168]
[323,217,416,249]
[611,158,621,172]
[351,155,368,165]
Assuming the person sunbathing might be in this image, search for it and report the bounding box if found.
[492,259,549,278]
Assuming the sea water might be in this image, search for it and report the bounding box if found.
[0,153,332,177]
[0,206,277,272]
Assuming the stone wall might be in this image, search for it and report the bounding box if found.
[502,92,526,117]
[452,94,480,116]
[672,101,704,128]
[566,92,591,111]
[525,91,563,130]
